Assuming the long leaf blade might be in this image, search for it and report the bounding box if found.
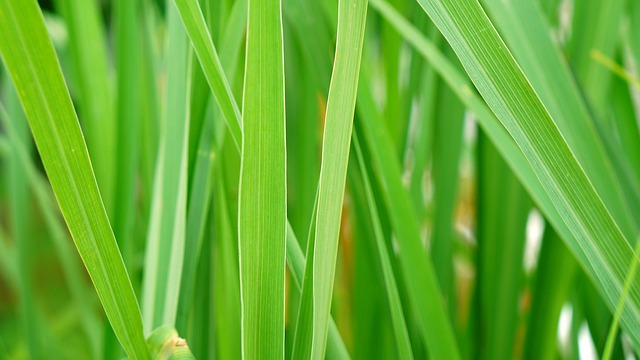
[308,0,368,356]
[238,0,287,355]
[0,0,149,358]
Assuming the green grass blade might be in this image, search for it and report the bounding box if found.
[52,0,115,214]
[238,0,287,355]
[602,238,640,360]
[357,64,462,360]
[353,134,414,360]
[308,0,368,356]
[0,0,149,358]
[173,0,242,149]
[409,0,640,346]
[142,1,192,333]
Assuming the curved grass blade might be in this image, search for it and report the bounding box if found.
[307,0,368,356]
[408,0,640,347]
[0,0,149,358]
[238,0,287,355]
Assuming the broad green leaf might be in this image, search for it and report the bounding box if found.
[238,0,287,356]
[142,1,192,333]
[305,0,368,356]
[0,0,149,358]
[411,0,640,347]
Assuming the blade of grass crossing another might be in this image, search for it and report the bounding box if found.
[142,0,192,334]
[0,0,149,358]
[238,0,287,355]
[173,0,242,149]
[170,0,351,352]
[411,0,640,346]
[306,0,368,356]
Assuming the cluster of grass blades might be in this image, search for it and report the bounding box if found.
[1,0,640,358]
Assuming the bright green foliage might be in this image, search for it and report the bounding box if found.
[2,0,640,358]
